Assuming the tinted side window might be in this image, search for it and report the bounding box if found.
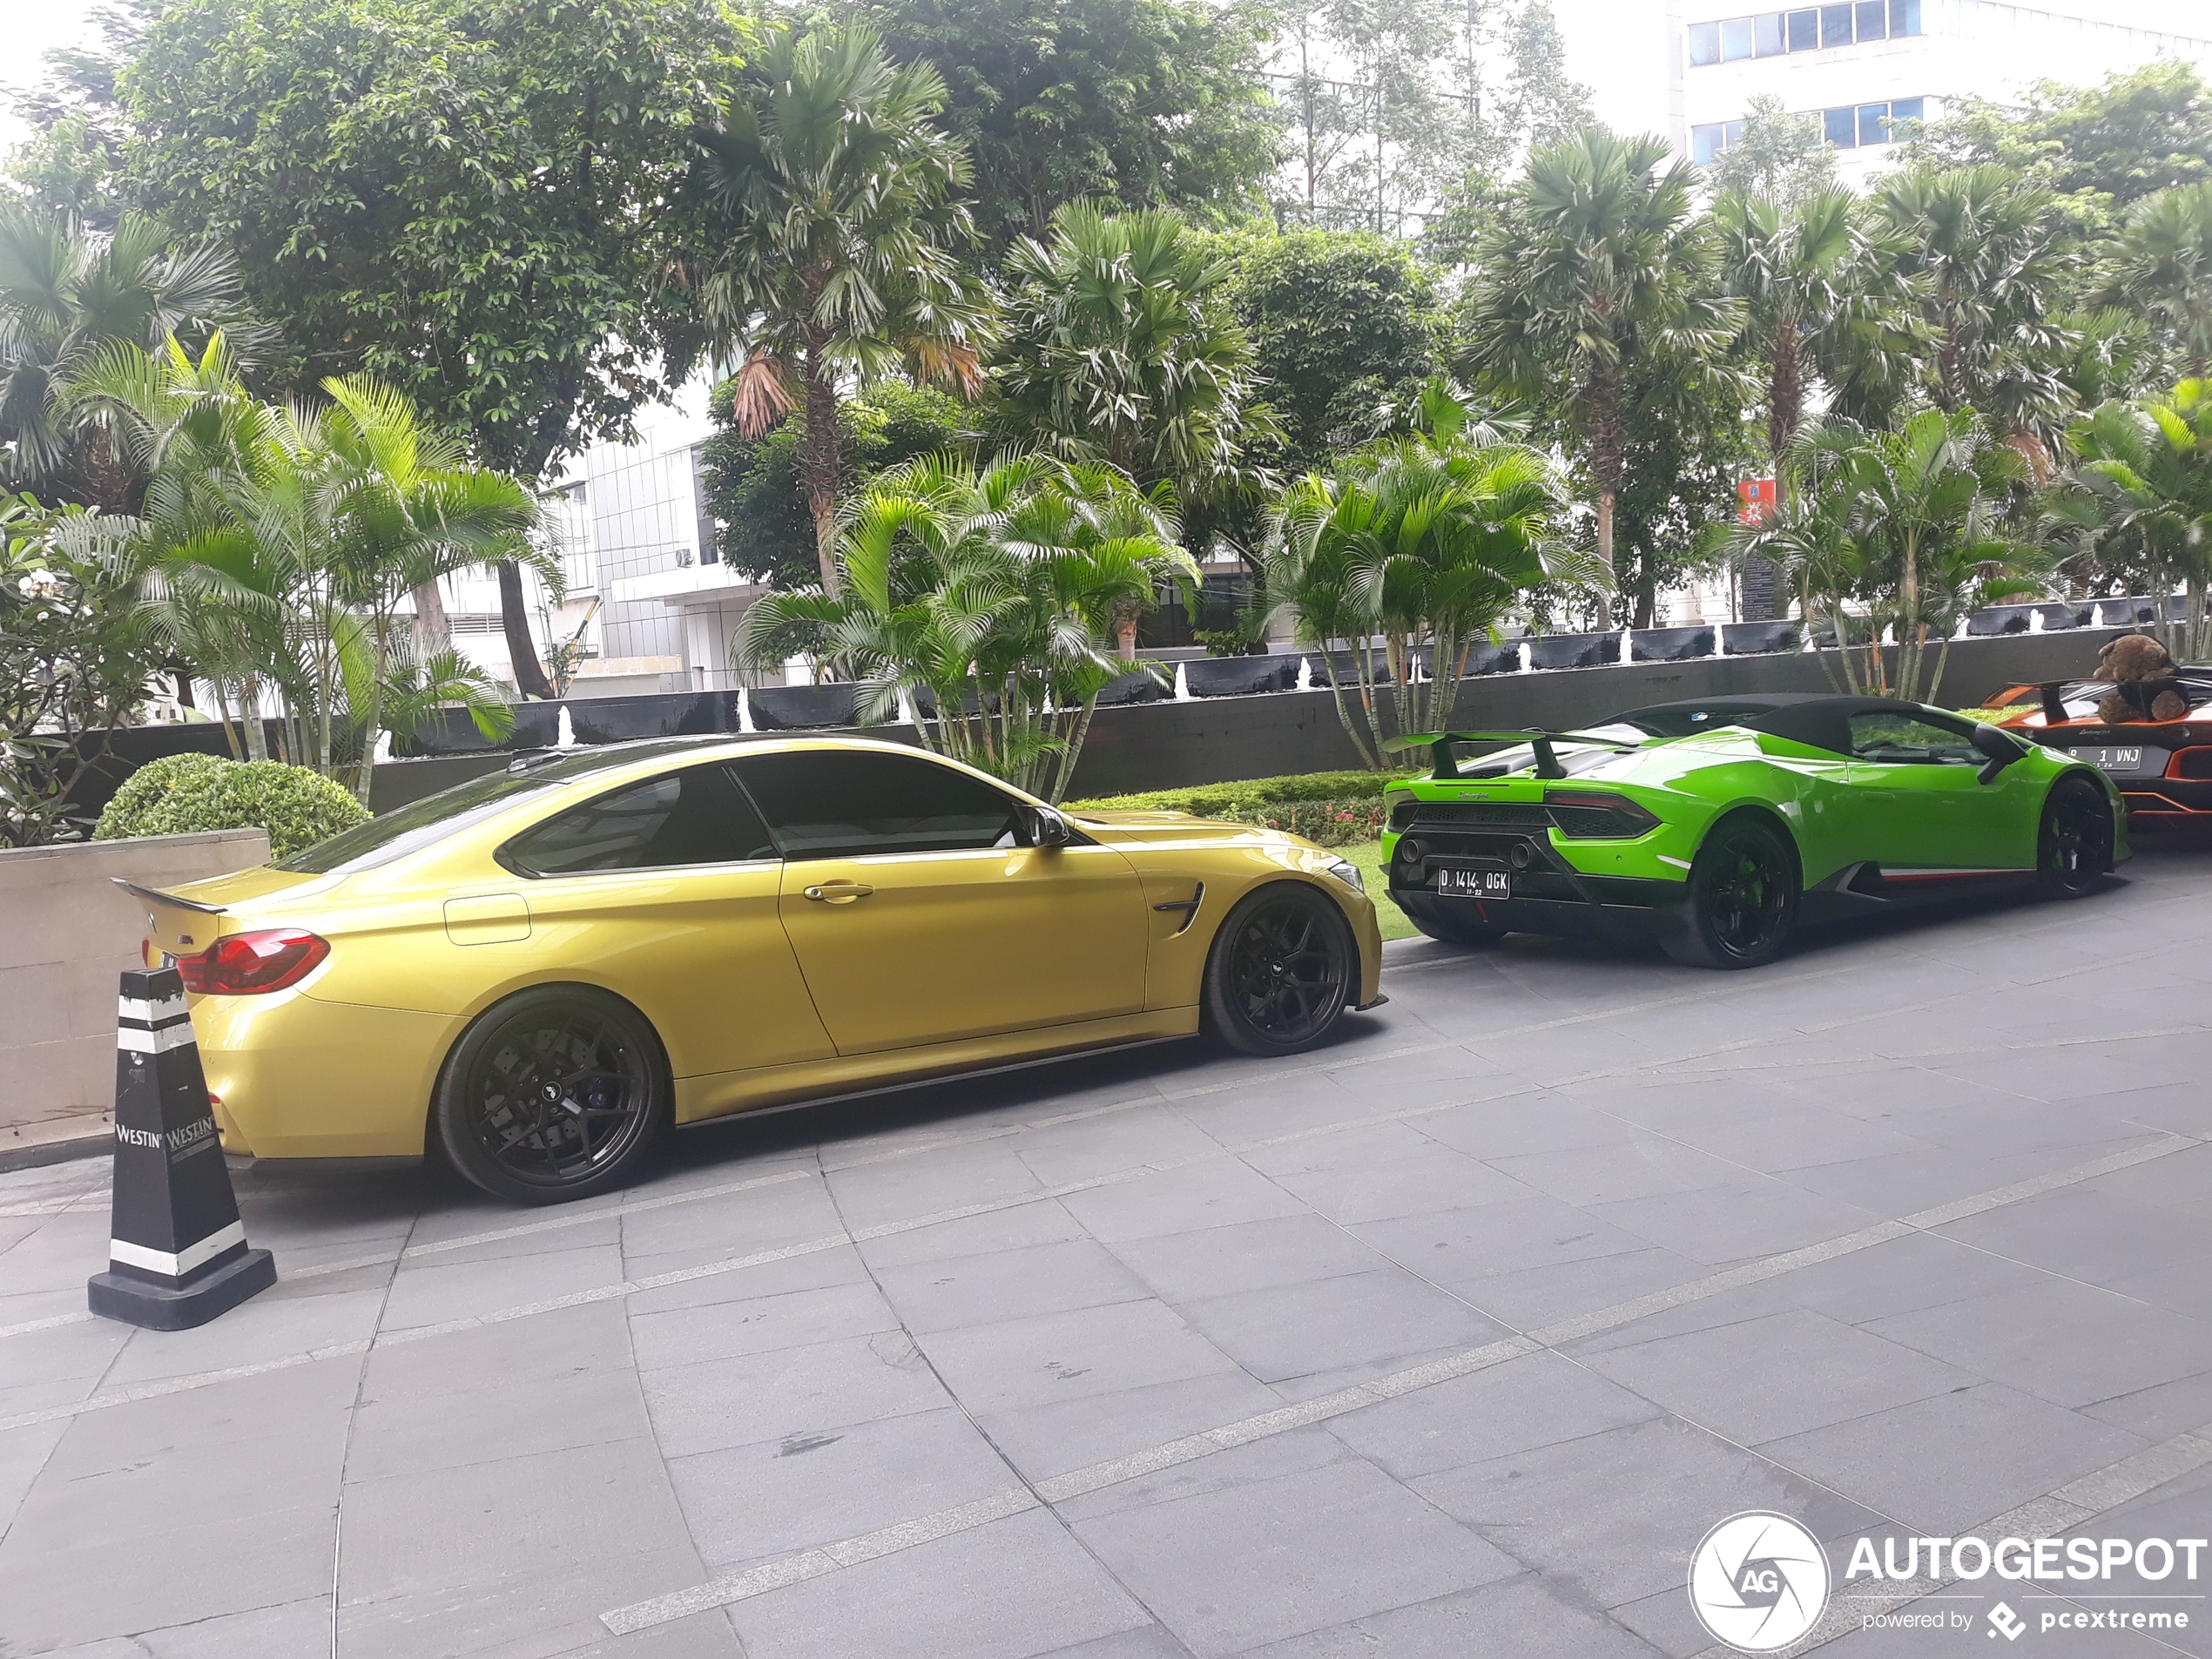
[502,764,779,875]
[739,751,1023,858]
[1848,711,1977,764]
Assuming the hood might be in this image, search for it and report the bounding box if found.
[1070,809,1284,846]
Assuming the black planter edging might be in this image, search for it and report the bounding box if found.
[1722,619,1801,655]
[1527,632,1623,671]
[1460,641,1522,676]
[1181,656,1301,698]
[1967,603,2082,637]
[746,684,858,730]
[1096,668,1170,706]
[1630,625,1716,664]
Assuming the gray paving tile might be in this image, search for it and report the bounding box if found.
[1577,1307,1979,1445]
[974,1366,1286,1487]
[1758,1382,2150,1534]
[1487,1135,1752,1209]
[629,1279,900,1370]
[1068,1433,1518,1657]
[1328,1348,1662,1480]
[1411,1416,1883,1609]
[1237,1570,1664,1658]
[874,1237,1153,1335]
[1781,1231,2050,1327]
[1934,1185,2212,1289]
[916,1297,1244,1416]
[1589,1178,1883,1267]
[1444,1245,1711,1332]
[1172,1268,1507,1386]
[375,1239,625,1332]
[641,1329,949,1459]
[136,1596,333,1659]
[1346,1193,1661,1289]
[725,1506,1150,1659]
[1413,1093,1639,1160]
[1055,1159,1309,1244]
[854,1195,1091,1269]
[2080,1367,2212,1442]
[1106,1212,1393,1303]
[1867,1279,2212,1409]
[667,1405,1017,1572]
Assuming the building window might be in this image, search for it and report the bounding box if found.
[1691,119,1749,164]
[1819,97,1925,147]
[1693,0,1918,64]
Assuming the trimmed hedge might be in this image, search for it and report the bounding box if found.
[95,753,370,860]
[1066,770,1414,848]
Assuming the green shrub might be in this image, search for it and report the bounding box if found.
[1066,770,1415,846]
[96,754,370,860]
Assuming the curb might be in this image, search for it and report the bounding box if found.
[0,1114,113,1175]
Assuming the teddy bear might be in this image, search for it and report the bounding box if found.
[2092,631,2188,724]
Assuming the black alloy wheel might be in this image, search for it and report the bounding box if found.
[435,988,668,1204]
[2037,776,2114,898]
[1663,817,1798,970]
[1204,884,1356,1055]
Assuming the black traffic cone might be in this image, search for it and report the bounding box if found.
[87,967,276,1330]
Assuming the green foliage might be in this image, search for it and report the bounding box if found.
[2053,380,2212,658]
[995,203,1278,530]
[2101,184,2212,377]
[122,0,742,476]
[1266,405,1588,765]
[698,381,973,590]
[1211,229,1445,478]
[1069,769,1416,846]
[1706,96,1838,207]
[1901,62,2212,248]
[95,752,369,858]
[685,21,992,590]
[738,452,1197,801]
[862,0,1280,258]
[0,490,168,846]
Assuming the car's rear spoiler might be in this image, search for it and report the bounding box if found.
[1387,729,1642,781]
[111,878,226,915]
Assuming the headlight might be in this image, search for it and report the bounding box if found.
[1325,858,1365,894]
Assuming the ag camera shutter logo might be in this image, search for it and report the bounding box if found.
[1688,1511,1831,1652]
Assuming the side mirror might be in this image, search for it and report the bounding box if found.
[1029,805,1072,848]
[1969,720,2026,784]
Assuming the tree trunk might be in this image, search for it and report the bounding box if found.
[239,678,269,762]
[799,347,842,594]
[1593,491,1616,631]
[496,563,555,698]
[1588,366,1622,632]
[173,671,194,709]
[412,577,452,656]
[1769,321,1802,490]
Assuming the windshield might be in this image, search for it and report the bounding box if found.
[280,771,561,875]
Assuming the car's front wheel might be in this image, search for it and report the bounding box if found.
[435,987,670,1205]
[1662,816,1798,970]
[2037,775,2114,897]
[1203,883,1357,1055]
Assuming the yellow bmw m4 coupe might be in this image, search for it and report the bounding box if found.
[122,737,1384,1204]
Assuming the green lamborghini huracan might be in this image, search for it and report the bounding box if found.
[1381,693,2126,968]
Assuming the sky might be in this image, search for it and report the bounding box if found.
[0,0,101,151]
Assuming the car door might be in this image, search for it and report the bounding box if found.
[1841,708,2038,876]
[498,760,835,1077]
[738,747,1150,1055]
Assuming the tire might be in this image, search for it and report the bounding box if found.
[434,987,670,1205]
[1661,815,1799,970]
[2037,775,2114,898]
[1203,883,1358,1056]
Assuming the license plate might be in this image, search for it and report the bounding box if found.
[2084,746,2146,775]
[1436,867,1510,899]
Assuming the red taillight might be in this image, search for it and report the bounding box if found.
[176,928,330,995]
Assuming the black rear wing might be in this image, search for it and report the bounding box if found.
[1390,729,1642,781]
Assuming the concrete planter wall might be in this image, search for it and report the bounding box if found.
[0,827,269,1147]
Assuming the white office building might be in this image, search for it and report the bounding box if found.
[1668,0,2212,187]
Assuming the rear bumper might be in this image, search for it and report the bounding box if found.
[2114,779,2212,820]
[1392,877,1683,942]
[189,989,456,1158]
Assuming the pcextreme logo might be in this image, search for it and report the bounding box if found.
[1688,1511,1831,1652]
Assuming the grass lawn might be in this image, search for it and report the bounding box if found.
[1339,839,1417,941]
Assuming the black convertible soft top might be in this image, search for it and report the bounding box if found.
[1606,693,1963,757]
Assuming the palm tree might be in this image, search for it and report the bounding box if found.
[1265,415,1594,768]
[2102,184,2212,380]
[994,204,1278,530]
[0,199,265,508]
[738,452,1196,801]
[1873,165,2072,449]
[2057,381,2212,660]
[1460,128,1738,628]
[688,23,991,594]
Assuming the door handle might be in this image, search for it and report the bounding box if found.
[801,881,874,904]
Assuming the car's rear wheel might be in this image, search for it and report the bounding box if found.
[2037,775,2114,897]
[1662,816,1798,970]
[435,987,669,1205]
[1204,883,1356,1055]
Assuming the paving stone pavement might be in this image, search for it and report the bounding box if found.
[6,842,2212,1657]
